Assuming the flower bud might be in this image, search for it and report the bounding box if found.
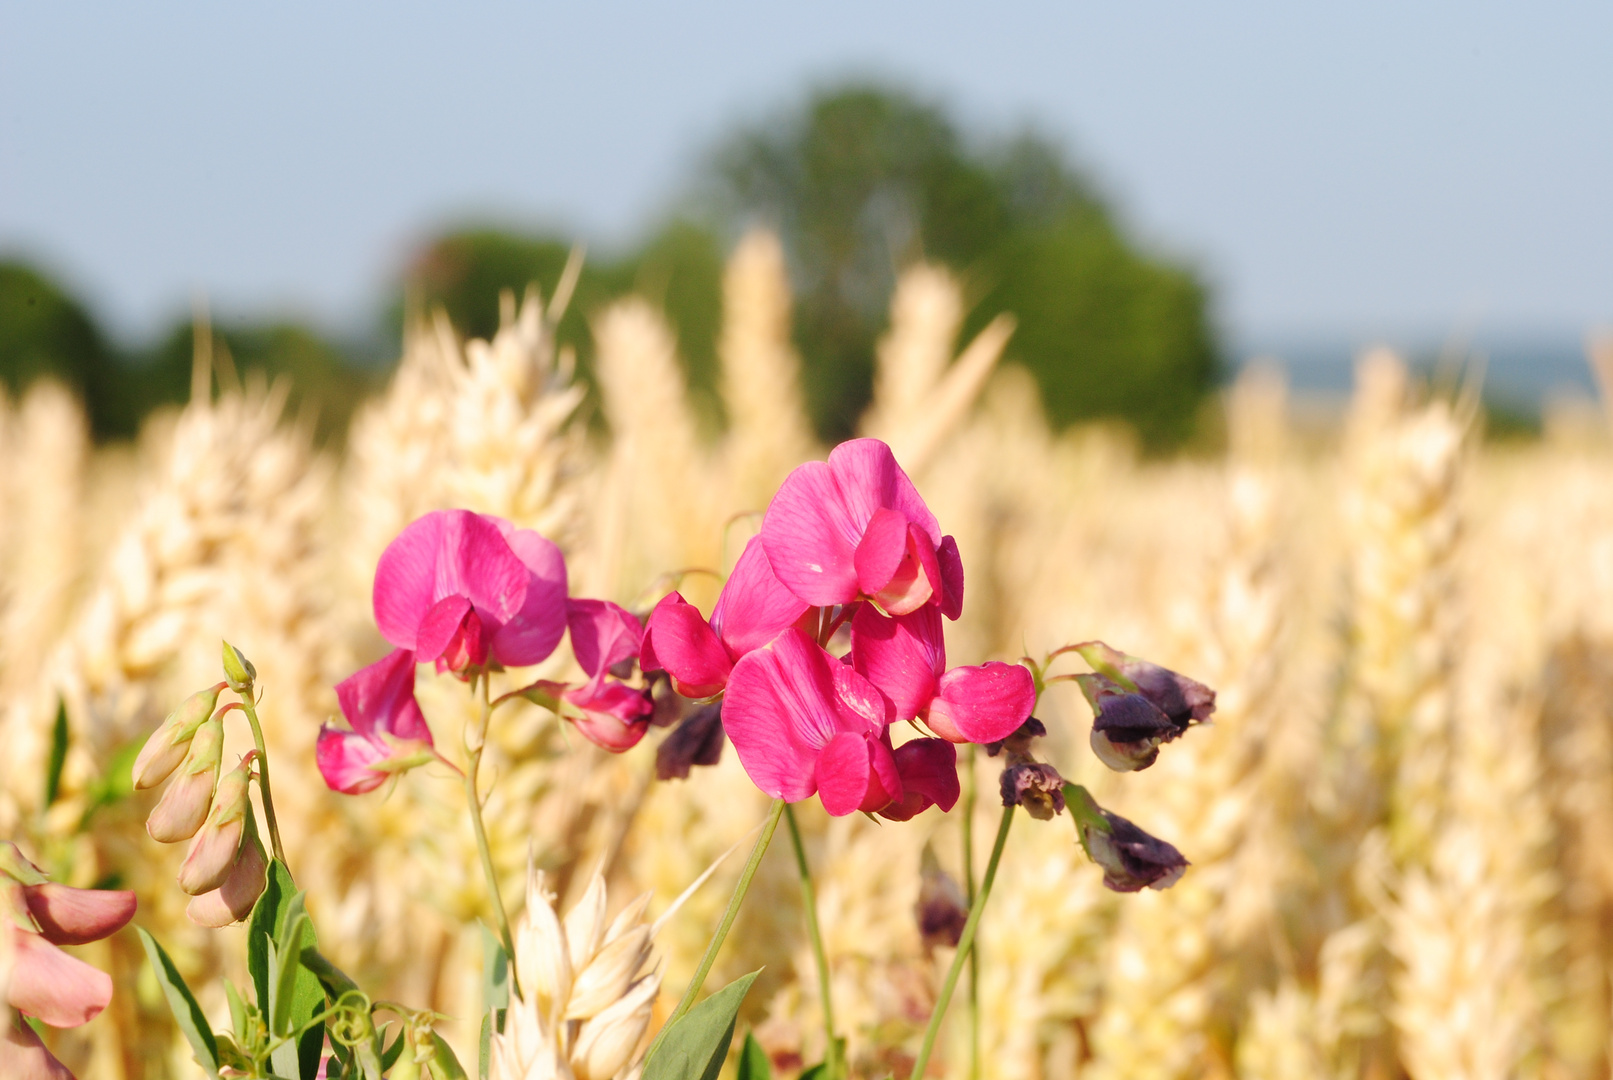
[1077,674,1180,772]
[1000,762,1067,820]
[915,845,968,949]
[177,757,251,895]
[655,702,725,781]
[146,717,224,843]
[186,829,267,927]
[1074,641,1216,727]
[1065,784,1188,892]
[571,972,659,1080]
[222,640,257,693]
[132,683,227,790]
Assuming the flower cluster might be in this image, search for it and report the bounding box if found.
[643,439,1035,819]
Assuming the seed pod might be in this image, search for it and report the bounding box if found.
[133,683,226,790]
[177,758,251,895]
[146,717,224,843]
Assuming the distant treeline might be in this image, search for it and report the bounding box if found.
[0,84,1220,449]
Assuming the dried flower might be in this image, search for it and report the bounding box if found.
[655,701,726,780]
[1065,785,1188,893]
[916,845,969,949]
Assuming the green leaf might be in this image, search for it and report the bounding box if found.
[137,927,220,1079]
[642,970,761,1080]
[381,1024,407,1071]
[736,1032,773,1080]
[481,925,510,1014]
[43,698,68,807]
[478,1012,492,1080]
[798,1066,826,1080]
[247,863,326,1080]
[224,979,249,1044]
[269,914,309,1036]
[429,1032,470,1080]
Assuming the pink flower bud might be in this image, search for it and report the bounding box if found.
[186,829,267,927]
[176,757,251,895]
[145,716,224,843]
[132,683,227,790]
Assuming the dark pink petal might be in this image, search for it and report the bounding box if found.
[853,507,911,598]
[722,628,847,802]
[372,510,448,649]
[850,605,944,722]
[21,884,135,946]
[565,678,653,752]
[315,727,390,795]
[937,535,964,620]
[335,649,430,742]
[761,460,862,606]
[9,930,113,1027]
[709,536,811,658]
[4,1013,74,1079]
[925,662,1037,745]
[414,594,474,667]
[642,593,733,698]
[859,734,904,813]
[879,738,960,821]
[869,525,938,616]
[830,660,895,732]
[493,527,569,666]
[827,438,941,546]
[815,731,874,816]
[444,511,531,627]
[566,599,643,679]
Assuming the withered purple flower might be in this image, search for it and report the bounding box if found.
[655,701,726,781]
[915,845,969,949]
[1065,784,1188,892]
[1073,642,1214,772]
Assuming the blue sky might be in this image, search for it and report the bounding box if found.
[2,1,1609,356]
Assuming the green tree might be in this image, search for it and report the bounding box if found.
[0,260,134,437]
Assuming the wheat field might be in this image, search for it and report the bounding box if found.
[4,228,1612,1080]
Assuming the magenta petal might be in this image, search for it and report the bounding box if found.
[722,628,846,802]
[414,595,473,667]
[937,535,964,620]
[926,662,1037,745]
[493,527,569,666]
[710,536,811,657]
[761,460,862,606]
[827,438,942,546]
[567,599,643,678]
[446,512,531,627]
[854,507,911,597]
[816,731,874,816]
[21,884,136,946]
[851,605,944,722]
[564,677,653,752]
[642,593,733,698]
[335,649,430,742]
[831,659,896,731]
[880,738,960,821]
[315,727,389,795]
[860,734,904,813]
[9,930,113,1027]
[373,510,449,649]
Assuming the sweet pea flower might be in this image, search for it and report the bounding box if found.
[317,649,440,795]
[850,605,1035,746]
[761,438,964,618]
[558,599,654,752]
[640,535,810,698]
[374,509,568,676]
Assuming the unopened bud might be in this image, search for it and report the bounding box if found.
[1000,762,1067,820]
[1074,642,1215,727]
[916,845,968,949]
[222,641,257,693]
[571,972,659,1080]
[146,717,225,843]
[186,828,268,927]
[133,683,227,790]
[177,757,252,895]
[1065,784,1188,892]
[655,702,725,781]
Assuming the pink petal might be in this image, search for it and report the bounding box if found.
[493,527,569,666]
[879,738,960,821]
[641,593,733,698]
[186,832,267,927]
[761,459,862,606]
[21,884,136,946]
[372,510,447,649]
[566,599,643,679]
[564,678,653,752]
[853,507,911,598]
[442,511,531,626]
[815,731,874,816]
[8,930,112,1028]
[826,438,941,546]
[709,536,811,658]
[315,727,389,795]
[859,734,904,813]
[850,605,944,722]
[870,524,938,616]
[335,649,430,743]
[722,628,848,802]
[937,535,964,620]
[4,1012,75,1079]
[925,662,1037,745]
[414,594,474,667]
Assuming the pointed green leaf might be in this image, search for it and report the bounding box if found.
[798,1066,827,1080]
[737,1032,773,1080]
[224,978,248,1044]
[137,927,220,1078]
[269,914,309,1036]
[642,970,761,1080]
[382,1024,407,1070]
[429,1032,469,1080]
[248,864,326,1080]
[43,698,68,807]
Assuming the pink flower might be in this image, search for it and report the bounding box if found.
[850,605,1035,745]
[317,649,439,795]
[373,510,568,676]
[560,599,653,752]
[761,439,964,618]
[879,738,962,822]
[640,536,811,698]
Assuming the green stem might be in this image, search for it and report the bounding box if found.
[466,674,520,998]
[962,747,980,1080]
[648,798,786,1058]
[786,804,841,1079]
[237,696,287,869]
[910,804,1015,1080]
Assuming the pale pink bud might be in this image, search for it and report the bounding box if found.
[176,758,251,895]
[145,717,224,843]
[133,683,227,790]
[186,830,268,927]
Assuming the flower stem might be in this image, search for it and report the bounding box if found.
[785,804,842,1080]
[237,696,287,870]
[910,804,1015,1080]
[466,673,519,998]
[962,747,980,1080]
[648,798,786,1058]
